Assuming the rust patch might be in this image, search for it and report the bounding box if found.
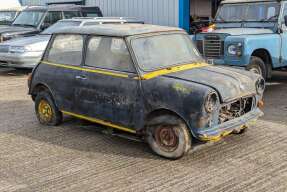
[172,83,192,95]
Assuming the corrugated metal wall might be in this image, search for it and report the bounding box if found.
[21,0,179,27]
[86,0,179,26]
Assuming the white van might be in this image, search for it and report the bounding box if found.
[0,0,23,25]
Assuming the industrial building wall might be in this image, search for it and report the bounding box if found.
[21,0,179,27]
[87,0,179,26]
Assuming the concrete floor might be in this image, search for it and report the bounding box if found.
[0,68,286,192]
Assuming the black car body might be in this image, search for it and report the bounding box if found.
[0,5,102,42]
[28,24,265,159]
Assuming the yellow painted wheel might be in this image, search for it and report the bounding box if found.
[38,99,53,123]
[35,91,62,126]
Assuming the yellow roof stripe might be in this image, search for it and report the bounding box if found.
[42,61,130,79]
[62,110,136,134]
[140,63,209,80]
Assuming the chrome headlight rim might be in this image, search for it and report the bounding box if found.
[227,43,243,56]
[204,92,219,113]
[256,78,265,95]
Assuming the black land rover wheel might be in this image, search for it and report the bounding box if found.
[247,56,267,79]
[35,91,62,126]
[146,117,191,159]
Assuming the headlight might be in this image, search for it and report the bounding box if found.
[205,92,219,113]
[256,78,265,95]
[227,43,242,56]
[9,46,26,53]
[1,33,15,42]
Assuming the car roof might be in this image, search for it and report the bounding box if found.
[22,5,96,12]
[221,0,282,4]
[53,24,184,37]
[0,6,26,12]
[61,17,144,24]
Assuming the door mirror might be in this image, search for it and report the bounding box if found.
[284,15,287,26]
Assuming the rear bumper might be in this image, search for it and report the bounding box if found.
[0,52,42,69]
[197,108,264,142]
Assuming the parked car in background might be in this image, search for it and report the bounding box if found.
[194,0,287,79]
[0,4,102,42]
[0,7,24,26]
[0,0,23,26]
[28,24,265,159]
[0,17,143,69]
[0,0,21,9]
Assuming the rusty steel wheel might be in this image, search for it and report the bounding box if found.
[146,115,191,159]
[154,125,179,152]
[35,91,62,126]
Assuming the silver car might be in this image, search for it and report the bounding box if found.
[0,17,143,69]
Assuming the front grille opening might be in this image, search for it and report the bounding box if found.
[0,60,8,64]
[202,35,224,59]
[219,97,254,124]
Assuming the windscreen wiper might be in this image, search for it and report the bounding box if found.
[260,15,279,22]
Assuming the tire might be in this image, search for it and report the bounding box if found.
[146,115,192,159]
[247,56,267,79]
[35,91,62,126]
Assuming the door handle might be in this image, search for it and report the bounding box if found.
[75,75,87,80]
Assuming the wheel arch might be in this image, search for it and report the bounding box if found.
[251,48,273,78]
[31,83,58,107]
[144,108,196,138]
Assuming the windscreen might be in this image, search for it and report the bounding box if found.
[0,11,17,22]
[216,2,280,22]
[131,33,203,72]
[42,21,81,34]
[13,11,45,27]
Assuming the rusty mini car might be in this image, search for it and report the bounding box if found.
[28,24,265,159]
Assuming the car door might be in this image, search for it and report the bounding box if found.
[280,3,287,66]
[75,36,144,130]
[42,34,85,113]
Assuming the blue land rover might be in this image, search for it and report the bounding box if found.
[194,0,287,79]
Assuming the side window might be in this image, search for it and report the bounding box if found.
[85,36,135,73]
[46,34,83,66]
[283,6,287,16]
[84,13,100,17]
[63,11,81,19]
[43,11,63,27]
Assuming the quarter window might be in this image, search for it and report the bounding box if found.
[43,11,63,26]
[47,35,83,66]
[63,11,81,19]
[85,37,135,72]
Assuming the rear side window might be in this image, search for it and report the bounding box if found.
[85,36,135,73]
[63,11,81,19]
[84,13,100,17]
[46,34,83,66]
[43,11,63,26]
